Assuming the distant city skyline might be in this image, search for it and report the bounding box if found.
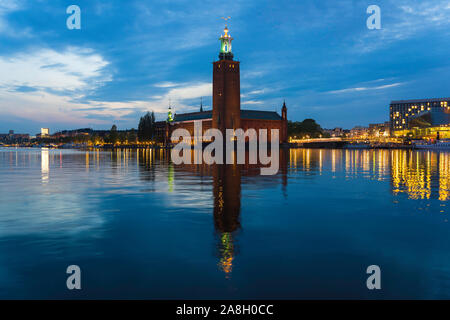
[0,0,449,134]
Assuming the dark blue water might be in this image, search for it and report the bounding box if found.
[0,147,448,299]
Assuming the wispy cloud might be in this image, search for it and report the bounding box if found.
[327,82,404,94]
[154,82,178,88]
[242,100,262,105]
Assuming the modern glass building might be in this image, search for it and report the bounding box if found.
[390,98,450,138]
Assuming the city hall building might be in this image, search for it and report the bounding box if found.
[156,26,288,144]
[390,98,450,138]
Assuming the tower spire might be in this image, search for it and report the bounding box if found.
[167,98,173,122]
[281,100,287,121]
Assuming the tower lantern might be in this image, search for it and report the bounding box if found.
[219,25,233,60]
[167,104,174,122]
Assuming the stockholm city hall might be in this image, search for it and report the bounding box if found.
[154,25,290,277]
[158,25,288,144]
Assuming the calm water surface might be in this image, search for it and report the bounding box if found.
[0,147,449,299]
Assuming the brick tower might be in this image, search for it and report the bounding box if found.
[212,25,241,133]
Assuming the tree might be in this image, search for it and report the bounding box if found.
[90,134,97,145]
[138,111,156,142]
[109,125,118,144]
[128,128,137,144]
[118,131,127,144]
[288,119,326,139]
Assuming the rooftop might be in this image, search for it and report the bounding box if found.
[173,111,212,122]
[391,98,450,104]
[172,109,282,122]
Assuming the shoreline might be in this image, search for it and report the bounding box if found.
[1,144,448,151]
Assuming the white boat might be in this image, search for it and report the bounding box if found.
[414,140,450,150]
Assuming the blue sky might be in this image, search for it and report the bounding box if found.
[0,0,449,134]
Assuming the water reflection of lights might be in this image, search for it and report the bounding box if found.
[168,163,174,192]
[41,148,49,183]
[287,149,448,202]
[391,150,448,201]
[61,148,448,280]
[85,151,89,170]
[440,154,449,201]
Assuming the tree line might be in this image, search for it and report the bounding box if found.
[287,119,330,139]
[33,111,158,145]
[106,111,157,144]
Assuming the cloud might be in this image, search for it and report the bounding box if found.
[0,0,16,31]
[246,89,266,95]
[129,0,251,52]
[0,48,110,93]
[0,0,31,37]
[140,82,212,116]
[327,82,404,94]
[0,47,113,126]
[154,82,178,88]
[165,82,211,100]
[0,80,211,129]
[355,0,450,52]
[0,42,214,128]
[242,100,262,105]
[0,46,140,128]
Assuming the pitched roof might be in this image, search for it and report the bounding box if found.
[240,110,282,120]
[172,109,282,122]
[173,111,212,122]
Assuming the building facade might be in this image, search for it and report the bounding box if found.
[390,98,450,138]
[158,26,288,144]
[369,122,390,137]
[0,131,30,143]
[350,126,369,139]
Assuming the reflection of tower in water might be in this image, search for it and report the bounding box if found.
[212,164,241,278]
[170,150,288,277]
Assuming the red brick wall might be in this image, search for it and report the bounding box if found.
[213,61,241,132]
[168,118,287,143]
